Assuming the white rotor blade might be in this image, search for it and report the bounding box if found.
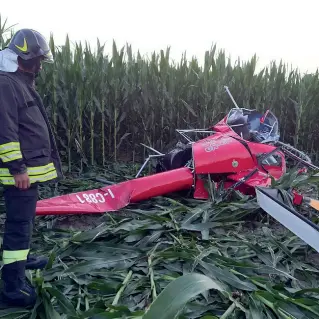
[256,187,319,253]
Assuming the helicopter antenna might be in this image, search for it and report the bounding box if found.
[224,86,240,109]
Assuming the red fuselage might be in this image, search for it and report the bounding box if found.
[35,112,286,215]
[192,115,286,198]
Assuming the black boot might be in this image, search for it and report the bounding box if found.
[26,254,48,270]
[1,261,37,308]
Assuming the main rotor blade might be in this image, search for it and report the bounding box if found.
[256,187,319,253]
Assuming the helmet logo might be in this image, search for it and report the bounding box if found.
[15,38,28,53]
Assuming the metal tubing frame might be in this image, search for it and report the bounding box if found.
[136,86,319,179]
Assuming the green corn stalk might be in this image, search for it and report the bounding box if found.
[2,17,318,166]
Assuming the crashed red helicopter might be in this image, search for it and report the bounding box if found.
[36,86,319,252]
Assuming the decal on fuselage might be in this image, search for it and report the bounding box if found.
[202,137,233,152]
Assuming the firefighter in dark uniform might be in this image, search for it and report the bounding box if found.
[0,29,63,308]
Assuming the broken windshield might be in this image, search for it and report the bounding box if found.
[226,108,280,142]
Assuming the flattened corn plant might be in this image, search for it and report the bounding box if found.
[0,167,318,318]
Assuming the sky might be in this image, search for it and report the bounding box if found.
[1,0,318,74]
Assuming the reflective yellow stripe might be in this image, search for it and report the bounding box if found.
[29,170,58,183]
[28,163,56,175]
[0,172,58,185]
[0,150,23,162]
[0,178,15,185]
[0,142,21,154]
[0,163,58,185]
[0,163,56,177]
[3,249,29,264]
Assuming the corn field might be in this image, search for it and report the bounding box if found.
[2,15,319,319]
[1,16,319,173]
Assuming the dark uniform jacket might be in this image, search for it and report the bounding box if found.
[0,69,63,186]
